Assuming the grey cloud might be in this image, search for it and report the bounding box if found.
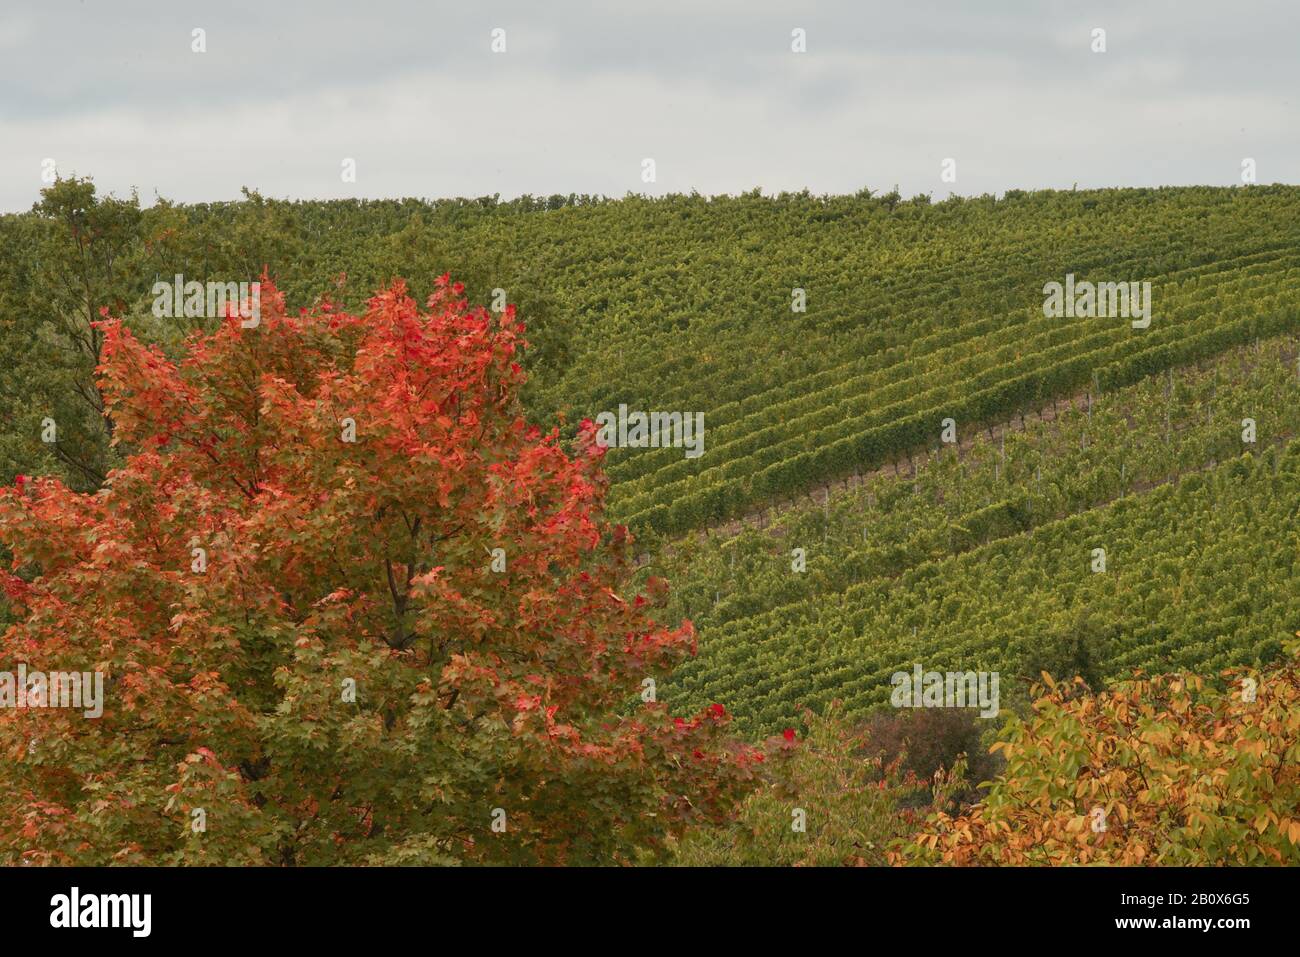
[0,0,1296,211]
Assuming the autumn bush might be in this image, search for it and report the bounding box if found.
[0,276,765,865]
[893,643,1300,866]
[675,646,1300,867]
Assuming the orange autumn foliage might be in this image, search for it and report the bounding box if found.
[0,276,764,865]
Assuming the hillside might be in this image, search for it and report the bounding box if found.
[654,338,1300,734]
[2,184,1298,740]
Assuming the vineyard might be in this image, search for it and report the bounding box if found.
[650,339,1299,618]
[651,338,1300,734]
[3,183,1299,743]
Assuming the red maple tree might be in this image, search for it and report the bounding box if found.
[0,275,763,865]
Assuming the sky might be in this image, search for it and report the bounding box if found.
[1,0,1296,212]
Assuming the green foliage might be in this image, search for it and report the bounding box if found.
[672,704,958,866]
[0,178,148,490]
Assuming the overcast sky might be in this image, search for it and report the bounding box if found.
[1,0,1296,212]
